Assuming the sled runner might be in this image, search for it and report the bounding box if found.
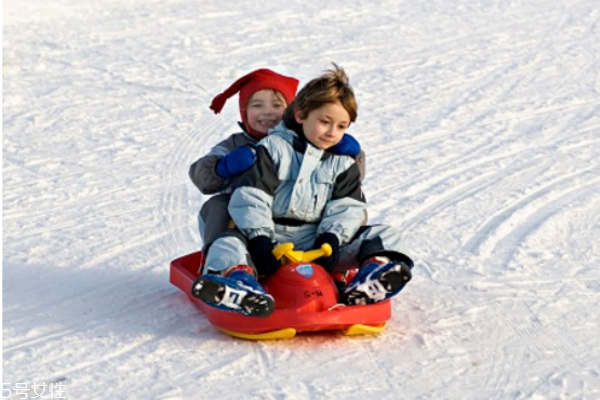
[169,243,391,340]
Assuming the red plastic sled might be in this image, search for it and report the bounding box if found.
[169,244,391,340]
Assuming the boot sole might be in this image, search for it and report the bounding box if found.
[341,263,413,305]
[379,264,412,292]
[191,276,274,318]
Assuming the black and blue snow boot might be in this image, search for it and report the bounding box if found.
[340,257,412,306]
[191,268,275,318]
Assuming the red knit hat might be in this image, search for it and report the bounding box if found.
[209,69,299,137]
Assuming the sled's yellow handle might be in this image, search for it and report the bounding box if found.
[272,242,333,264]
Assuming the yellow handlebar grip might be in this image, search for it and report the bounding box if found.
[273,243,295,260]
[271,242,334,264]
[320,243,333,257]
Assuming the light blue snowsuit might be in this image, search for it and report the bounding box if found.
[203,120,413,275]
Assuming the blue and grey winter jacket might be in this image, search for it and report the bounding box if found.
[229,119,367,248]
[188,126,259,195]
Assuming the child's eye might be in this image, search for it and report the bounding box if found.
[320,119,330,125]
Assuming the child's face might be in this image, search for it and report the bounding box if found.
[295,101,350,150]
[245,90,286,137]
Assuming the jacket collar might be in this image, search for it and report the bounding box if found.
[281,114,333,161]
[237,122,266,143]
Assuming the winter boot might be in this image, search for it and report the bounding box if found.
[191,265,275,318]
[340,256,412,306]
[330,268,359,291]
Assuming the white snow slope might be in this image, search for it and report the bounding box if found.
[3,0,600,398]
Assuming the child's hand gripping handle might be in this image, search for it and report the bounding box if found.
[272,243,333,265]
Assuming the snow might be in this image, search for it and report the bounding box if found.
[2,0,600,398]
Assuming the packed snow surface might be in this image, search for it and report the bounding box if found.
[3,0,600,398]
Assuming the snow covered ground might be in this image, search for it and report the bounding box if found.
[3,0,600,398]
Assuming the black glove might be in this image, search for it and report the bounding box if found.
[313,233,340,272]
[248,236,279,276]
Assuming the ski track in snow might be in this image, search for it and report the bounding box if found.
[3,0,600,398]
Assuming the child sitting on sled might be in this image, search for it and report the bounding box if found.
[188,68,363,262]
[191,64,413,318]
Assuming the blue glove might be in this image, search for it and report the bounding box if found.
[331,133,361,157]
[215,146,257,179]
